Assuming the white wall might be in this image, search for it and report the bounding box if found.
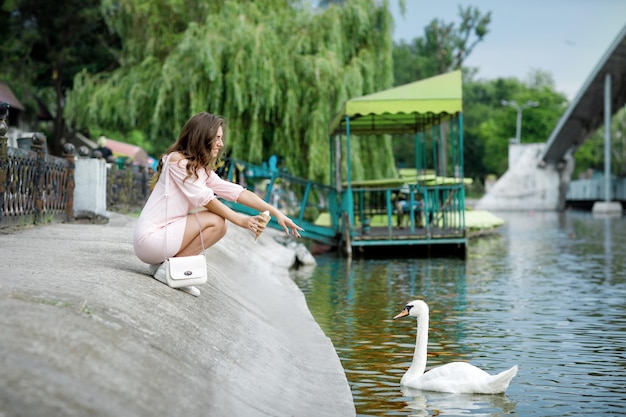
[73,158,108,218]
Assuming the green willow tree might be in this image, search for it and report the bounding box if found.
[66,0,398,183]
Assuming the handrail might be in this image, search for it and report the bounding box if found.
[218,158,341,244]
[217,158,467,248]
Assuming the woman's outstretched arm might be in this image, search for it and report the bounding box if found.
[205,196,268,237]
[235,189,303,238]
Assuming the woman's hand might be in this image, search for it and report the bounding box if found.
[274,212,304,238]
[234,190,304,238]
[245,213,269,236]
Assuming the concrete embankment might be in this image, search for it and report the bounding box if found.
[0,213,355,417]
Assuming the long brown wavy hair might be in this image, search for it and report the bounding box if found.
[151,112,226,187]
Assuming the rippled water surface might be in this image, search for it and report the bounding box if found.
[291,211,626,416]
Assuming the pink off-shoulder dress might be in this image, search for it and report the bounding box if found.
[133,154,244,264]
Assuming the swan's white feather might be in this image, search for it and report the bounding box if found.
[403,362,518,394]
[396,300,518,394]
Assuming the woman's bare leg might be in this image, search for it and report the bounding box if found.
[176,211,227,257]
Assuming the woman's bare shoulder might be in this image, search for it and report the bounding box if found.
[168,152,186,163]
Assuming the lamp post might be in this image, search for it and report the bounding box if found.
[501,100,539,144]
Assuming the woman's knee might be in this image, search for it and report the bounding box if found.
[214,216,227,238]
[201,215,226,241]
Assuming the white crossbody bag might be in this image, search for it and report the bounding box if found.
[162,155,208,288]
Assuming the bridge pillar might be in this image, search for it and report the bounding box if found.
[591,73,623,216]
[476,143,574,211]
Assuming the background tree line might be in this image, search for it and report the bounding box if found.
[1,0,621,187]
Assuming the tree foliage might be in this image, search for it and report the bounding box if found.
[466,69,568,177]
[391,6,491,175]
[574,107,626,178]
[66,0,398,183]
[0,0,120,155]
[392,5,491,85]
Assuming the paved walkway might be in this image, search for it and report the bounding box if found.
[0,213,355,417]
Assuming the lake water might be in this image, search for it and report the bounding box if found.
[291,210,626,417]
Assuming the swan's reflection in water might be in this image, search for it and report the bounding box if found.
[401,386,517,416]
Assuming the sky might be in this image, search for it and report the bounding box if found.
[389,0,626,99]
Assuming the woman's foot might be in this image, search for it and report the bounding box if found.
[148,263,162,276]
[153,263,167,284]
[178,286,201,297]
[153,263,201,296]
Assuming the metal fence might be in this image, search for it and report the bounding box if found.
[0,124,75,229]
[106,164,151,214]
[1,120,151,229]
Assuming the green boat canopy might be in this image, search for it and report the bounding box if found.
[329,70,462,136]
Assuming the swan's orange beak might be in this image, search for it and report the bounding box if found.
[393,308,410,320]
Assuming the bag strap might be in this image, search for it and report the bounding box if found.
[163,154,205,262]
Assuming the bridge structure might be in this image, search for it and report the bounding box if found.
[476,23,626,213]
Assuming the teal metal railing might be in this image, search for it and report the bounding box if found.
[218,158,340,245]
[350,183,465,240]
[218,158,466,250]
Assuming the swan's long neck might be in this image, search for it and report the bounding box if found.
[406,310,429,379]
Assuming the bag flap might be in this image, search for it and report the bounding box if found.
[168,255,207,280]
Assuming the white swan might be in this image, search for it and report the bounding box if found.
[394,299,518,394]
